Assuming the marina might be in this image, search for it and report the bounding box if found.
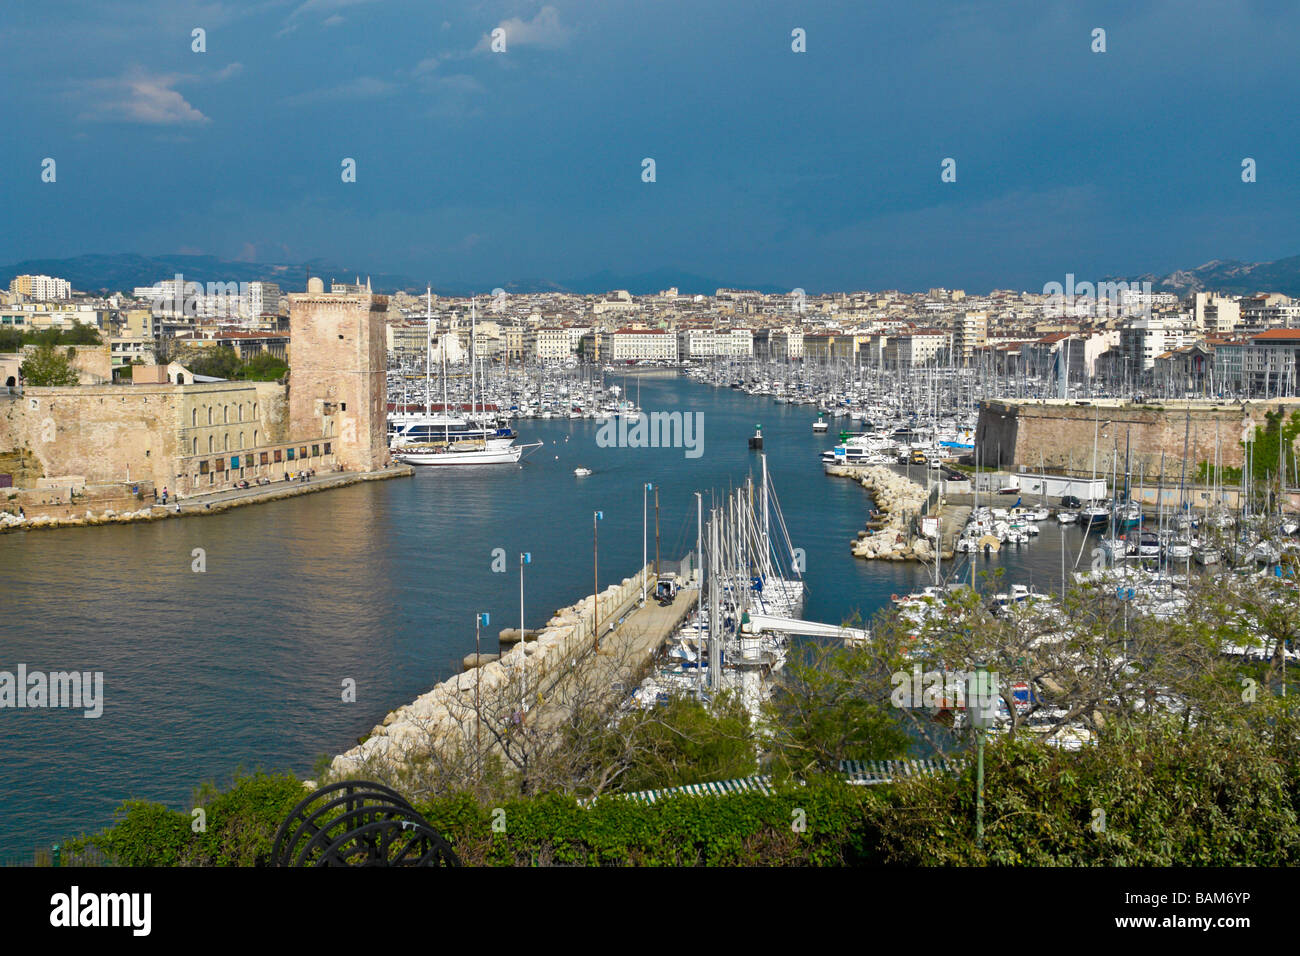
[4,366,1300,852]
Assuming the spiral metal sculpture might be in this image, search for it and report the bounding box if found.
[270,780,459,867]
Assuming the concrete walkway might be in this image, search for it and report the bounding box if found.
[529,583,700,735]
[152,465,413,516]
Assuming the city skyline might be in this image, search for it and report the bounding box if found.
[4,0,1299,293]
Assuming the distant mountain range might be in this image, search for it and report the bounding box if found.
[0,253,786,298]
[13,250,1300,299]
[1116,255,1300,298]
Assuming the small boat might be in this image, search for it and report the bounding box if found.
[1056,510,1078,524]
[574,467,592,477]
[813,416,829,433]
[1080,503,1110,527]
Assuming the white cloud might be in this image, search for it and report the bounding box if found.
[473,5,571,53]
[280,0,380,35]
[81,68,210,125]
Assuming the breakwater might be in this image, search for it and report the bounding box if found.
[826,464,951,562]
[330,564,697,778]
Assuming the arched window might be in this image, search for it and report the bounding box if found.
[207,407,212,425]
[192,438,198,455]
[223,406,229,424]
[208,435,213,453]
[191,408,197,427]
[223,433,229,451]
[253,429,259,446]
[238,404,244,422]
[239,432,245,449]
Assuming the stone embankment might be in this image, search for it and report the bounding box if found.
[826,464,950,562]
[330,567,663,778]
[0,466,411,533]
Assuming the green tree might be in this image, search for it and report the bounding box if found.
[20,343,80,386]
[59,323,102,345]
[237,351,289,381]
[180,346,241,379]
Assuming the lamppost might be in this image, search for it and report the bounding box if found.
[593,510,603,650]
[475,611,489,781]
[969,661,996,849]
[519,551,530,711]
[643,483,652,603]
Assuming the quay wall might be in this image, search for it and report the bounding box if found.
[330,566,659,778]
[977,398,1300,481]
[1,465,411,533]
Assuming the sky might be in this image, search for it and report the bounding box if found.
[2,0,1299,293]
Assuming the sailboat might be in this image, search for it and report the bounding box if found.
[393,292,541,466]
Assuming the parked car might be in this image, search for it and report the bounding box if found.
[1061,494,1082,509]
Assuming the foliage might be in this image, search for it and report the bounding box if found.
[765,637,911,779]
[177,345,288,381]
[1195,408,1300,488]
[67,702,1300,866]
[0,325,101,351]
[870,707,1300,865]
[179,346,241,380]
[19,342,80,386]
[582,691,758,793]
[237,351,288,381]
[65,770,308,867]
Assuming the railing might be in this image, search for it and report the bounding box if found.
[0,844,108,867]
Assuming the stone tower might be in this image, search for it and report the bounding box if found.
[288,276,388,471]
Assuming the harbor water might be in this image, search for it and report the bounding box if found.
[0,372,1095,852]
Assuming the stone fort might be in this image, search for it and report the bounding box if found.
[0,278,389,499]
[976,397,1300,482]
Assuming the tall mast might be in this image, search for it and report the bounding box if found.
[441,306,449,443]
[470,296,477,420]
[696,491,703,696]
[425,287,432,419]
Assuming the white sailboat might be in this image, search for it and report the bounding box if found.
[393,292,541,466]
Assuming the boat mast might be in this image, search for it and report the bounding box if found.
[470,295,477,422]
[441,307,450,443]
[425,287,432,419]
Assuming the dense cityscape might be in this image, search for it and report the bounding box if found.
[1,0,1292,936]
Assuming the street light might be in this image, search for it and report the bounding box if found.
[643,483,653,603]
[968,662,997,849]
[475,611,489,780]
[519,552,531,711]
[593,511,603,650]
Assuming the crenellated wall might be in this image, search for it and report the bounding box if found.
[976,397,1300,481]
